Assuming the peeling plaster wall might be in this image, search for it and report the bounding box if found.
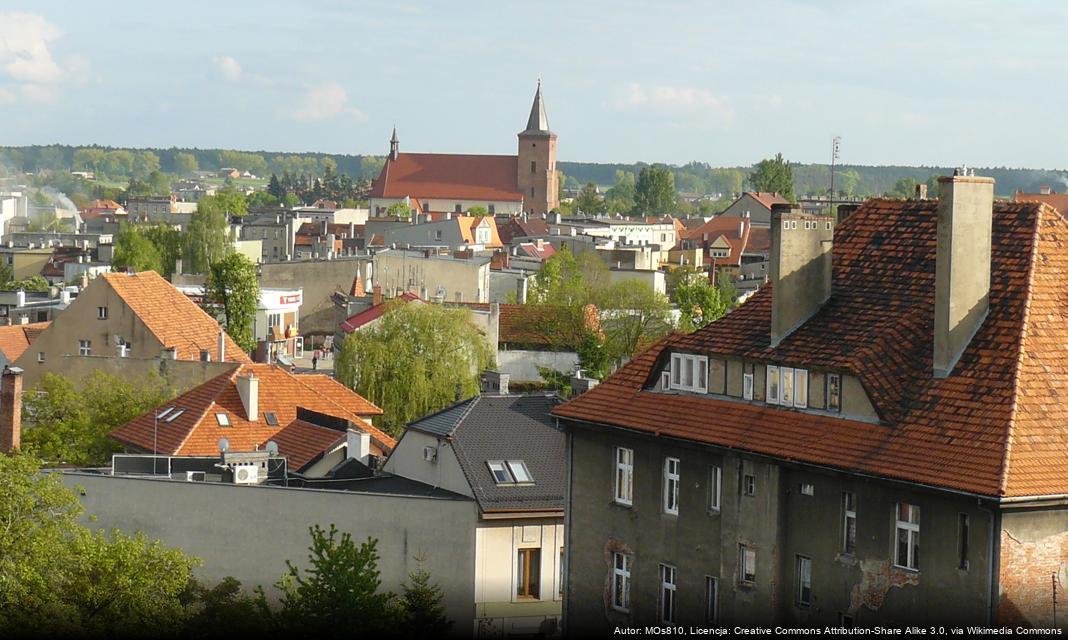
[998,509,1068,629]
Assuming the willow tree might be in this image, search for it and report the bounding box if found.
[335,302,493,436]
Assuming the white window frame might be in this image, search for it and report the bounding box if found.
[215,413,230,427]
[614,447,634,506]
[800,482,814,496]
[707,465,722,512]
[827,373,842,412]
[506,460,533,484]
[663,457,680,515]
[97,306,107,319]
[796,555,812,606]
[742,372,754,400]
[739,544,756,585]
[611,552,631,612]
[781,366,794,406]
[488,460,513,485]
[766,365,780,404]
[894,502,920,571]
[705,576,719,623]
[743,473,756,496]
[794,369,808,408]
[669,353,707,393]
[36,351,44,363]
[659,564,676,624]
[843,492,857,555]
[78,339,91,356]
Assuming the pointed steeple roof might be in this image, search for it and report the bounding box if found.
[519,80,553,137]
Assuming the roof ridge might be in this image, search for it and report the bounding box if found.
[289,373,392,448]
[447,396,491,506]
[998,203,1049,497]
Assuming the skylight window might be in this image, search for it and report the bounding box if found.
[263,412,278,426]
[488,461,512,484]
[165,409,185,423]
[507,460,533,484]
[215,413,231,427]
[156,407,175,419]
[488,460,535,485]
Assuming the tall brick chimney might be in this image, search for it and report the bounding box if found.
[933,172,995,378]
[0,366,23,453]
[769,203,834,347]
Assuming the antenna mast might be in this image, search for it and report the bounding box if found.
[829,136,841,206]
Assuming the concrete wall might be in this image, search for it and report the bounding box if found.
[564,422,997,633]
[382,429,473,499]
[18,354,236,395]
[61,471,478,632]
[606,269,666,296]
[997,507,1068,629]
[374,252,490,304]
[255,258,370,338]
[498,349,579,383]
[475,521,564,637]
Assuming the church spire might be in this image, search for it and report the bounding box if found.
[389,126,399,160]
[521,80,551,135]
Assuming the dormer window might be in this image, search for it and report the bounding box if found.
[766,366,808,409]
[669,353,708,393]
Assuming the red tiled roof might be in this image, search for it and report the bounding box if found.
[517,241,556,261]
[497,217,550,244]
[109,363,393,457]
[369,152,522,202]
[681,215,751,266]
[268,419,346,471]
[748,191,790,210]
[0,321,49,361]
[555,198,1068,498]
[339,293,422,334]
[101,271,251,363]
[746,227,771,253]
[1013,191,1068,214]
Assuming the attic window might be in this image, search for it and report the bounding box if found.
[165,409,185,423]
[488,460,535,485]
[263,412,278,426]
[488,461,512,484]
[507,460,533,484]
[157,406,175,419]
[215,413,231,427]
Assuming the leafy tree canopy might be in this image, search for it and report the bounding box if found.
[670,267,737,332]
[748,153,796,201]
[206,253,260,353]
[633,165,676,215]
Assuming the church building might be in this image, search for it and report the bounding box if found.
[368,82,559,218]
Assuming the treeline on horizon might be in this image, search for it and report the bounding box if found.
[1,144,1064,198]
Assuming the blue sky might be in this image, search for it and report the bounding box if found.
[1,1,1064,168]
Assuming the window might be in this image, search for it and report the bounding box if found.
[611,552,631,611]
[663,457,680,515]
[739,545,756,585]
[558,547,564,597]
[705,576,719,623]
[800,482,814,496]
[454,204,462,213]
[78,340,91,356]
[96,306,107,319]
[267,313,282,329]
[766,365,780,404]
[958,513,970,570]
[614,447,634,505]
[434,230,443,241]
[659,564,676,624]
[531,160,537,173]
[36,352,44,363]
[488,204,495,215]
[796,556,812,606]
[165,409,185,423]
[707,465,722,512]
[827,373,842,412]
[668,353,707,393]
[531,186,535,198]
[743,473,756,496]
[843,492,857,555]
[506,460,533,484]
[894,503,920,570]
[743,372,754,400]
[476,227,491,244]
[488,461,512,484]
[794,369,808,408]
[215,413,230,427]
[517,548,541,599]
[838,613,855,628]
[781,366,794,405]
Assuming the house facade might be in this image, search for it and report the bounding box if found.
[554,175,1068,633]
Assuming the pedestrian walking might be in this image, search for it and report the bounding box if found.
[312,351,319,371]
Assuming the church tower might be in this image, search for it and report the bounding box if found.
[517,81,558,215]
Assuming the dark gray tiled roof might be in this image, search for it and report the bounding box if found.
[446,394,564,513]
[407,398,476,437]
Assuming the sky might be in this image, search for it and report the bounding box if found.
[1,0,1065,168]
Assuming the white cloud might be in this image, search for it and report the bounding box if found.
[213,55,242,81]
[0,12,80,103]
[613,83,733,118]
[286,82,366,122]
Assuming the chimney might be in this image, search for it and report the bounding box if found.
[769,203,834,347]
[175,258,183,275]
[372,284,382,306]
[915,183,928,200]
[933,173,995,378]
[236,373,259,421]
[217,329,226,361]
[347,428,371,463]
[17,316,27,326]
[0,366,22,453]
[516,276,529,304]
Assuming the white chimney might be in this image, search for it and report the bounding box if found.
[217,329,226,362]
[347,429,371,463]
[236,373,259,421]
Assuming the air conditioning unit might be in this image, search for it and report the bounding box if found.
[423,446,438,463]
[232,463,259,485]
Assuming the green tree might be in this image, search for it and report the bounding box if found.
[113,224,164,274]
[633,165,676,215]
[604,170,636,214]
[267,173,284,199]
[596,280,673,360]
[275,525,400,636]
[215,186,249,217]
[0,453,197,636]
[248,191,279,209]
[185,195,232,273]
[672,269,736,332]
[174,152,198,176]
[467,205,489,217]
[1,275,50,292]
[206,253,260,353]
[386,201,412,218]
[132,151,161,180]
[575,182,604,214]
[22,371,173,466]
[400,560,453,639]
[181,577,269,636]
[72,147,106,174]
[283,192,300,208]
[888,176,919,198]
[748,153,796,201]
[335,302,493,436]
[102,150,134,178]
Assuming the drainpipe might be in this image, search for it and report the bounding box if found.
[978,499,1000,625]
[561,418,573,636]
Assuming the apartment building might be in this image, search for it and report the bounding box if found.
[554,174,1068,632]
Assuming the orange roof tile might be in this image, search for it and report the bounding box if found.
[555,198,1068,499]
[101,271,251,363]
[0,321,49,361]
[681,215,752,266]
[456,216,503,248]
[109,363,392,458]
[749,191,790,210]
[268,419,346,471]
[369,152,522,202]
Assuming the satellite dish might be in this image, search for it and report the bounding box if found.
[265,441,279,456]
[218,438,230,454]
